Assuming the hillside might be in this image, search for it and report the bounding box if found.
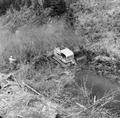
[0,0,120,118]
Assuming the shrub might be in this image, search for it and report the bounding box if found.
[32,55,49,71]
[43,0,67,17]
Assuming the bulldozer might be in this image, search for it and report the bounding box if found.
[53,47,76,67]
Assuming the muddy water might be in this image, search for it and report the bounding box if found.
[74,69,118,99]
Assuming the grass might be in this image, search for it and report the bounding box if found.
[72,0,120,59]
[1,0,120,118]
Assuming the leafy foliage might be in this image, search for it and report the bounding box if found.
[43,0,67,16]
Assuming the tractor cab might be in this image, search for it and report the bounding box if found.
[53,47,76,66]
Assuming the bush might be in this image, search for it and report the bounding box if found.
[43,0,67,16]
[32,55,49,71]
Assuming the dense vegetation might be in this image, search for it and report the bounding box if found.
[0,0,120,118]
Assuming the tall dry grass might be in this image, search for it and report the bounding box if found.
[0,16,79,67]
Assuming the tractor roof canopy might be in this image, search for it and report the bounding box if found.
[60,48,74,58]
